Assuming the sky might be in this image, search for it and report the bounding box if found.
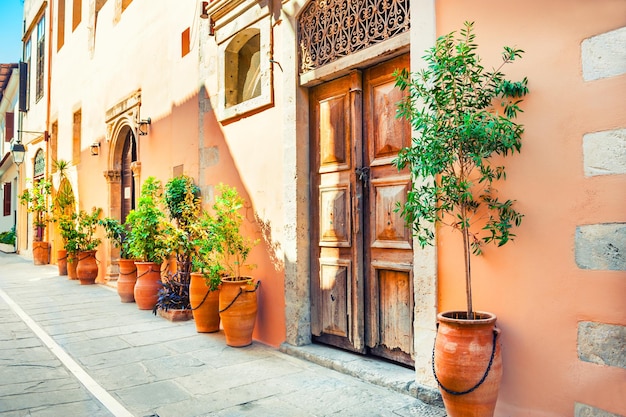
[0,0,24,63]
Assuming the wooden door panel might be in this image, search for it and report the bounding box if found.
[311,72,365,353]
[319,259,352,338]
[370,177,411,250]
[369,263,414,365]
[319,185,351,247]
[364,54,414,365]
[371,81,410,165]
[319,95,351,171]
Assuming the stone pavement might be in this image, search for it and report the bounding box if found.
[0,251,446,417]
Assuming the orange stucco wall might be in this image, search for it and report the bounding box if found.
[434,1,626,415]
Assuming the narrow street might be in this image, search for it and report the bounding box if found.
[0,251,445,417]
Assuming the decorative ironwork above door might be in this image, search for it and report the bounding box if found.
[297,0,410,73]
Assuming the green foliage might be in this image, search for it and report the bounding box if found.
[0,228,16,245]
[51,159,75,220]
[206,183,258,280]
[19,178,53,239]
[99,217,131,259]
[393,22,528,316]
[158,175,203,310]
[125,177,170,263]
[191,211,223,292]
[58,212,80,256]
[76,207,102,251]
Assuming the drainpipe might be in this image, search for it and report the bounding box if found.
[44,0,53,243]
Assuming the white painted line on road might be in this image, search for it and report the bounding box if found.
[0,288,135,417]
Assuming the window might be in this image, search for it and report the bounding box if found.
[214,8,273,122]
[4,112,14,142]
[121,0,132,12]
[36,16,45,101]
[72,0,81,31]
[24,38,31,109]
[57,0,65,50]
[225,30,261,108]
[3,182,10,217]
[181,27,190,57]
[73,110,81,164]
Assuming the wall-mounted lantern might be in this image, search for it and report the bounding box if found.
[90,141,101,156]
[137,117,151,136]
[11,142,26,166]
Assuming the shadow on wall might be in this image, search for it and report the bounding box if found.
[199,86,287,347]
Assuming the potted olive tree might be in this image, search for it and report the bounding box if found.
[100,217,136,302]
[125,177,170,310]
[211,184,260,347]
[19,178,52,265]
[393,22,528,416]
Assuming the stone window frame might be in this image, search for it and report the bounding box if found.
[213,4,273,122]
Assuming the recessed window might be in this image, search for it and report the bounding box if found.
[72,0,81,31]
[36,16,45,102]
[73,110,81,164]
[57,0,65,50]
[215,14,273,122]
[225,29,261,108]
[181,27,190,57]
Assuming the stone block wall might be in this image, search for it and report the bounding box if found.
[576,25,626,417]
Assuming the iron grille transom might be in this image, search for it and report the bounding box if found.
[297,0,410,73]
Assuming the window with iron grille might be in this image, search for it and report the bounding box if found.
[36,15,45,102]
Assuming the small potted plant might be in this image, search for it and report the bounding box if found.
[75,207,102,285]
[19,178,53,265]
[0,228,16,253]
[189,210,223,333]
[50,159,75,275]
[211,183,260,347]
[153,175,202,321]
[393,22,528,416]
[125,177,170,310]
[100,217,136,302]
[58,212,79,279]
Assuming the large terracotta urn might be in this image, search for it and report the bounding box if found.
[190,272,220,333]
[134,262,162,310]
[219,277,260,347]
[57,249,68,276]
[32,241,50,265]
[434,311,502,417]
[76,250,98,285]
[117,259,137,303]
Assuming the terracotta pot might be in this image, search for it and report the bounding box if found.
[67,253,78,280]
[134,262,162,310]
[77,250,99,285]
[219,277,260,347]
[434,311,502,417]
[117,259,137,303]
[57,249,68,276]
[190,272,220,333]
[32,241,50,265]
[157,308,194,322]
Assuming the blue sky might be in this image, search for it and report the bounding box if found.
[0,0,24,63]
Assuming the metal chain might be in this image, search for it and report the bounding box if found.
[119,268,137,277]
[431,324,498,396]
[190,288,212,311]
[219,281,261,313]
[136,266,160,279]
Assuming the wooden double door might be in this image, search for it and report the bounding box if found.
[310,55,415,366]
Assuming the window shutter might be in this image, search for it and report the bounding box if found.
[3,182,11,217]
[5,112,14,142]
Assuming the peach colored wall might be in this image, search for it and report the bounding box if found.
[201,94,287,348]
[434,1,626,415]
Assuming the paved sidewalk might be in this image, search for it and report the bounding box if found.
[0,251,445,417]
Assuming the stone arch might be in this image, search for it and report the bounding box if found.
[103,114,140,280]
